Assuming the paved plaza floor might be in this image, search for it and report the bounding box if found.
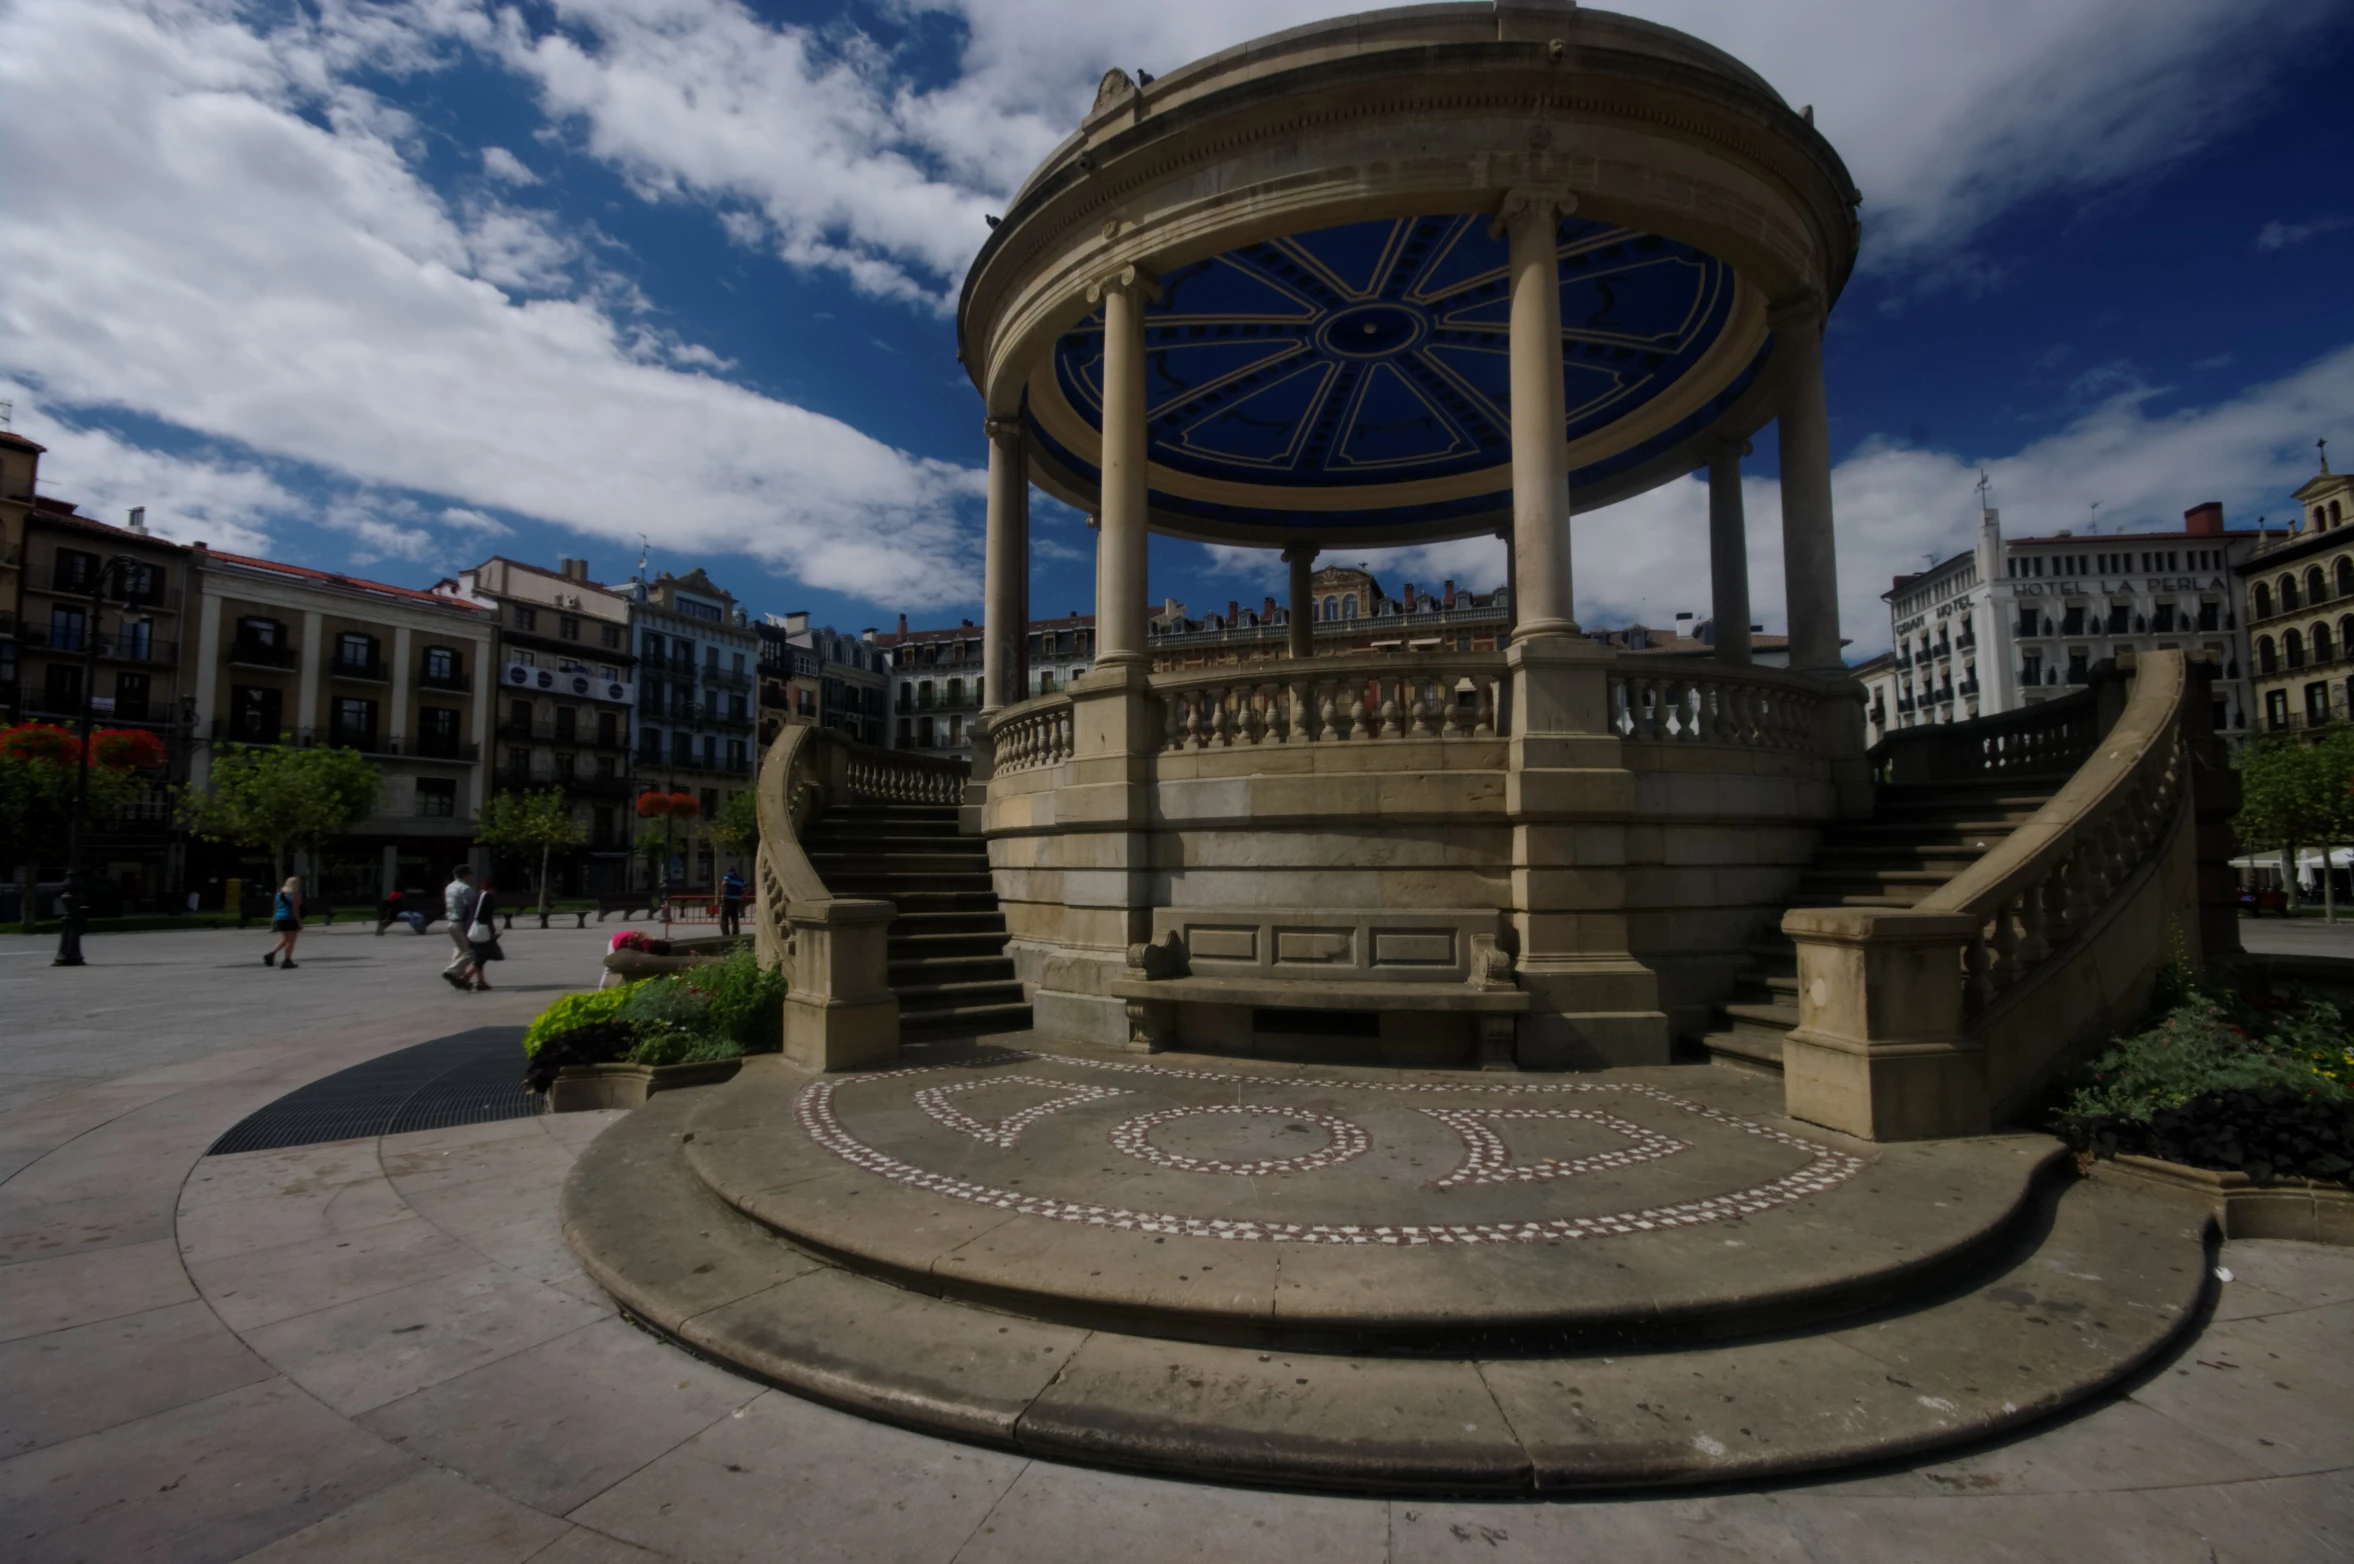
[1,921,2348,1562]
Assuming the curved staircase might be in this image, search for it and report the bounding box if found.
[1700,775,2071,1071]
[800,800,1031,1040]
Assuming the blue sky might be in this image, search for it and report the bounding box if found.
[2,0,2348,656]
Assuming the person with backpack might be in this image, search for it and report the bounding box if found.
[458,877,505,991]
[263,877,303,969]
[718,867,747,938]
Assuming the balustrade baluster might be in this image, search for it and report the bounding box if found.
[1987,902,2021,994]
[1377,682,1401,739]
[1962,933,1992,1019]
[1209,690,1232,747]
[1291,680,1313,743]
[1183,692,1205,750]
[1476,679,1498,736]
[1164,693,1186,753]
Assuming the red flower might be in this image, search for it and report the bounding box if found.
[667,791,700,818]
[90,728,167,770]
[1,722,81,767]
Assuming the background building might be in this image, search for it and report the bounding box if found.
[437,557,639,892]
[1881,502,2259,741]
[2240,455,2354,736]
[631,568,758,885]
[1025,612,1094,695]
[1147,568,1514,669]
[878,614,985,759]
[189,547,494,904]
[756,612,888,746]
[2,435,196,908]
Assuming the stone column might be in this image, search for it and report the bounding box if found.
[980,417,1027,716]
[1496,187,1578,640]
[1284,545,1317,659]
[1092,265,1157,668]
[1707,441,1753,666]
[1774,298,1844,676]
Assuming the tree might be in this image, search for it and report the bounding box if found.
[473,789,587,918]
[2,723,151,927]
[2235,732,2354,921]
[706,789,760,869]
[634,790,700,892]
[179,743,381,892]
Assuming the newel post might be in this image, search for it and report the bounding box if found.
[1779,907,1989,1140]
[781,899,899,1071]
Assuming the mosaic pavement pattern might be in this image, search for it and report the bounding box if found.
[795,1051,1866,1247]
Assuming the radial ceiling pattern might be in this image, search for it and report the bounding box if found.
[1032,213,1760,537]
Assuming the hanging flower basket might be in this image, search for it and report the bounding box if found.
[0,722,80,767]
[90,728,168,770]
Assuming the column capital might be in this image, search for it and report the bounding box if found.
[982,415,1024,446]
[1086,264,1161,306]
[1767,291,1826,332]
[1488,185,1578,240]
[1705,437,1754,464]
[1280,544,1319,565]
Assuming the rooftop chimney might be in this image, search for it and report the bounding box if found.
[1444,578,1456,608]
[1227,599,1239,626]
[1403,582,1417,608]
[1263,596,1276,623]
[2184,501,2224,537]
[898,613,909,634]
[126,506,147,535]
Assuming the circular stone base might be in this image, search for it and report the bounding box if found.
[681,1043,2060,1350]
[561,1052,2216,1494]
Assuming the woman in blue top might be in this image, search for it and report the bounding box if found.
[264,876,303,970]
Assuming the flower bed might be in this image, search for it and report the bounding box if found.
[521,947,786,1099]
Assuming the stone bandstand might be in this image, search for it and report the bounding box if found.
[577,3,2245,1494]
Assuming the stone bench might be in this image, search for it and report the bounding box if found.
[594,895,655,922]
[1108,907,1526,1069]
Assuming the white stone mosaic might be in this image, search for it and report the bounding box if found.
[793,1051,1868,1247]
[1420,1107,1690,1188]
[1108,1104,1370,1177]
[913,1075,1133,1149]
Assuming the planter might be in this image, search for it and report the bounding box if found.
[601,934,752,983]
[2089,1153,2354,1245]
[547,1058,743,1113]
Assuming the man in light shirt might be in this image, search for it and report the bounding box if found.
[441,865,477,990]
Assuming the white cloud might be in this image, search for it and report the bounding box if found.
[2256,215,2351,251]
[8,393,290,557]
[480,144,540,184]
[0,0,983,608]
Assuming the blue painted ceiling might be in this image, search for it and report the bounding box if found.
[1036,213,1756,535]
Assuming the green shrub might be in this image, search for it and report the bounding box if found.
[521,984,638,1057]
[2056,999,2340,1125]
[696,948,788,1056]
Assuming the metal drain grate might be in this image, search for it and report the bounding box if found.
[207,1026,537,1155]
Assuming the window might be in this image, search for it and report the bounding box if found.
[229,684,281,742]
[593,804,615,845]
[2286,630,2306,668]
[601,624,620,648]
[643,632,665,659]
[2265,688,2289,730]
[2107,603,2131,635]
[336,632,376,673]
[509,698,533,732]
[2338,558,2354,597]
[2306,682,2331,725]
[554,752,576,782]
[117,562,161,604]
[332,697,377,748]
[2016,607,2038,637]
[672,731,693,765]
[43,661,85,712]
[2151,603,2175,633]
[2197,601,2219,631]
[114,671,151,721]
[235,615,287,653]
[2060,606,2084,636]
[555,707,577,741]
[2020,654,2042,686]
[559,614,581,641]
[48,605,87,652]
[596,754,616,780]
[1343,597,1357,620]
[415,778,457,817]
[2280,575,2301,611]
[727,738,746,768]
[2258,637,2277,674]
[2315,622,2335,664]
[732,652,746,674]
[2307,567,2328,604]
[700,788,719,817]
[597,710,617,746]
[52,547,98,592]
[418,706,461,758]
[2254,584,2273,618]
[507,744,532,777]
[423,645,460,685]
[513,604,538,631]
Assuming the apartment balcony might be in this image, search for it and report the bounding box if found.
[1958,679,1981,697]
[1893,653,1912,670]
[704,666,753,691]
[328,655,390,684]
[208,719,478,761]
[228,638,298,670]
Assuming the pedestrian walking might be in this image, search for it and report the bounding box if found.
[440,864,477,989]
[460,878,505,992]
[718,867,746,938]
[263,877,303,969]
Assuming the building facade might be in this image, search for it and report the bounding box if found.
[1025,612,1095,695]
[1147,568,1514,669]
[437,557,639,892]
[756,612,889,747]
[879,615,985,758]
[631,569,758,883]
[2,435,197,907]
[189,547,495,904]
[2240,456,2354,737]
[1877,503,2258,744]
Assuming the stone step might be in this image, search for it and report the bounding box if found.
[888,953,1017,982]
[889,930,1012,956]
[1698,1027,1786,1071]
[1719,999,1799,1031]
[565,1078,2210,1494]
[895,976,1026,1006]
[890,911,1012,936]
[1789,892,1927,910]
[898,1000,1034,1037]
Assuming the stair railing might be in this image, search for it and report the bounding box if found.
[1781,651,2231,1141]
[1870,685,2102,782]
[754,724,971,1069]
[1149,649,1509,750]
[1606,660,1826,752]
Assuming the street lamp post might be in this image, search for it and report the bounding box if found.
[54,555,136,967]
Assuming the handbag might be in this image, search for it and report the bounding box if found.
[468,918,494,944]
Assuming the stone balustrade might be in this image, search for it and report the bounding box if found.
[1151,650,1508,750]
[1873,687,2101,783]
[1608,663,1826,753]
[989,693,1075,775]
[1782,651,2227,1141]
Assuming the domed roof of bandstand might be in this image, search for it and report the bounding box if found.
[957,2,1860,548]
